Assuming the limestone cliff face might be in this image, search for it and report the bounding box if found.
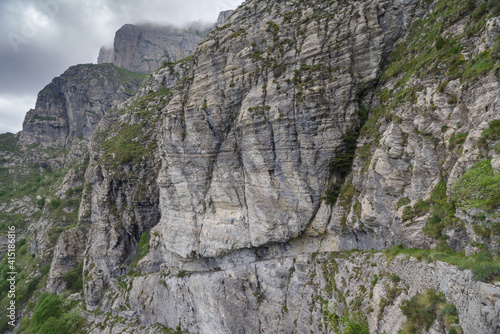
[3,0,500,333]
[97,23,203,73]
[20,64,146,162]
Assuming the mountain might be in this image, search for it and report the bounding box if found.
[97,23,204,73]
[1,1,500,333]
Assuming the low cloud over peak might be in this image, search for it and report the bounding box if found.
[0,0,242,134]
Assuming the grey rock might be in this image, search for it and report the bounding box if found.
[216,10,234,28]
[97,23,203,73]
[19,63,146,163]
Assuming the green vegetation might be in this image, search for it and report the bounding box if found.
[0,239,46,332]
[402,199,431,222]
[356,0,500,172]
[478,119,500,150]
[18,293,86,334]
[319,252,369,333]
[32,115,57,122]
[0,134,87,330]
[129,232,150,270]
[161,55,194,68]
[384,244,500,283]
[399,180,460,240]
[399,289,461,334]
[323,306,369,334]
[449,132,468,149]
[63,262,83,293]
[0,132,19,153]
[423,180,459,238]
[452,159,500,214]
[113,65,149,82]
[0,164,43,203]
[324,130,361,205]
[100,88,171,168]
[137,232,150,258]
[337,182,357,210]
[102,123,144,164]
[396,197,411,209]
[381,0,500,89]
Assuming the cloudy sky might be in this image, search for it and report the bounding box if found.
[0,0,242,134]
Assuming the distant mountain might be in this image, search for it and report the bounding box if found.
[97,23,204,73]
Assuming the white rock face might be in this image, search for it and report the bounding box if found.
[152,0,418,260]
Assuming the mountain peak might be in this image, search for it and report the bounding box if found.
[97,23,203,74]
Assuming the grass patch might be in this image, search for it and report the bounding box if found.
[452,159,500,213]
[99,89,171,169]
[422,180,459,238]
[0,132,20,154]
[384,244,500,283]
[449,132,468,148]
[129,232,150,270]
[323,304,369,334]
[402,199,431,222]
[381,0,497,88]
[396,197,411,209]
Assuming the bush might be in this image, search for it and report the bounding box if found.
[396,197,411,209]
[324,305,369,334]
[63,262,83,292]
[452,159,500,212]
[449,132,468,148]
[399,290,459,333]
[478,120,500,148]
[32,294,63,329]
[49,198,62,210]
[37,197,46,209]
[413,199,430,216]
[435,37,445,50]
[29,294,86,334]
[389,274,401,283]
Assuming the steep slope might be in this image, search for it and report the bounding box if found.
[20,63,148,164]
[0,63,147,333]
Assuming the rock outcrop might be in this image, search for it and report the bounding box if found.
[85,251,500,334]
[216,10,234,28]
[97,23,203,73]
[20,63,147,156]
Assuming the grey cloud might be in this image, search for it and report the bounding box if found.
[0,0,243,134]
[0,94,35,134]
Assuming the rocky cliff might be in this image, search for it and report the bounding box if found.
[20,63,147,163]
[1,0,500,333]
[97,23,204,73]
[216,10,235,28]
